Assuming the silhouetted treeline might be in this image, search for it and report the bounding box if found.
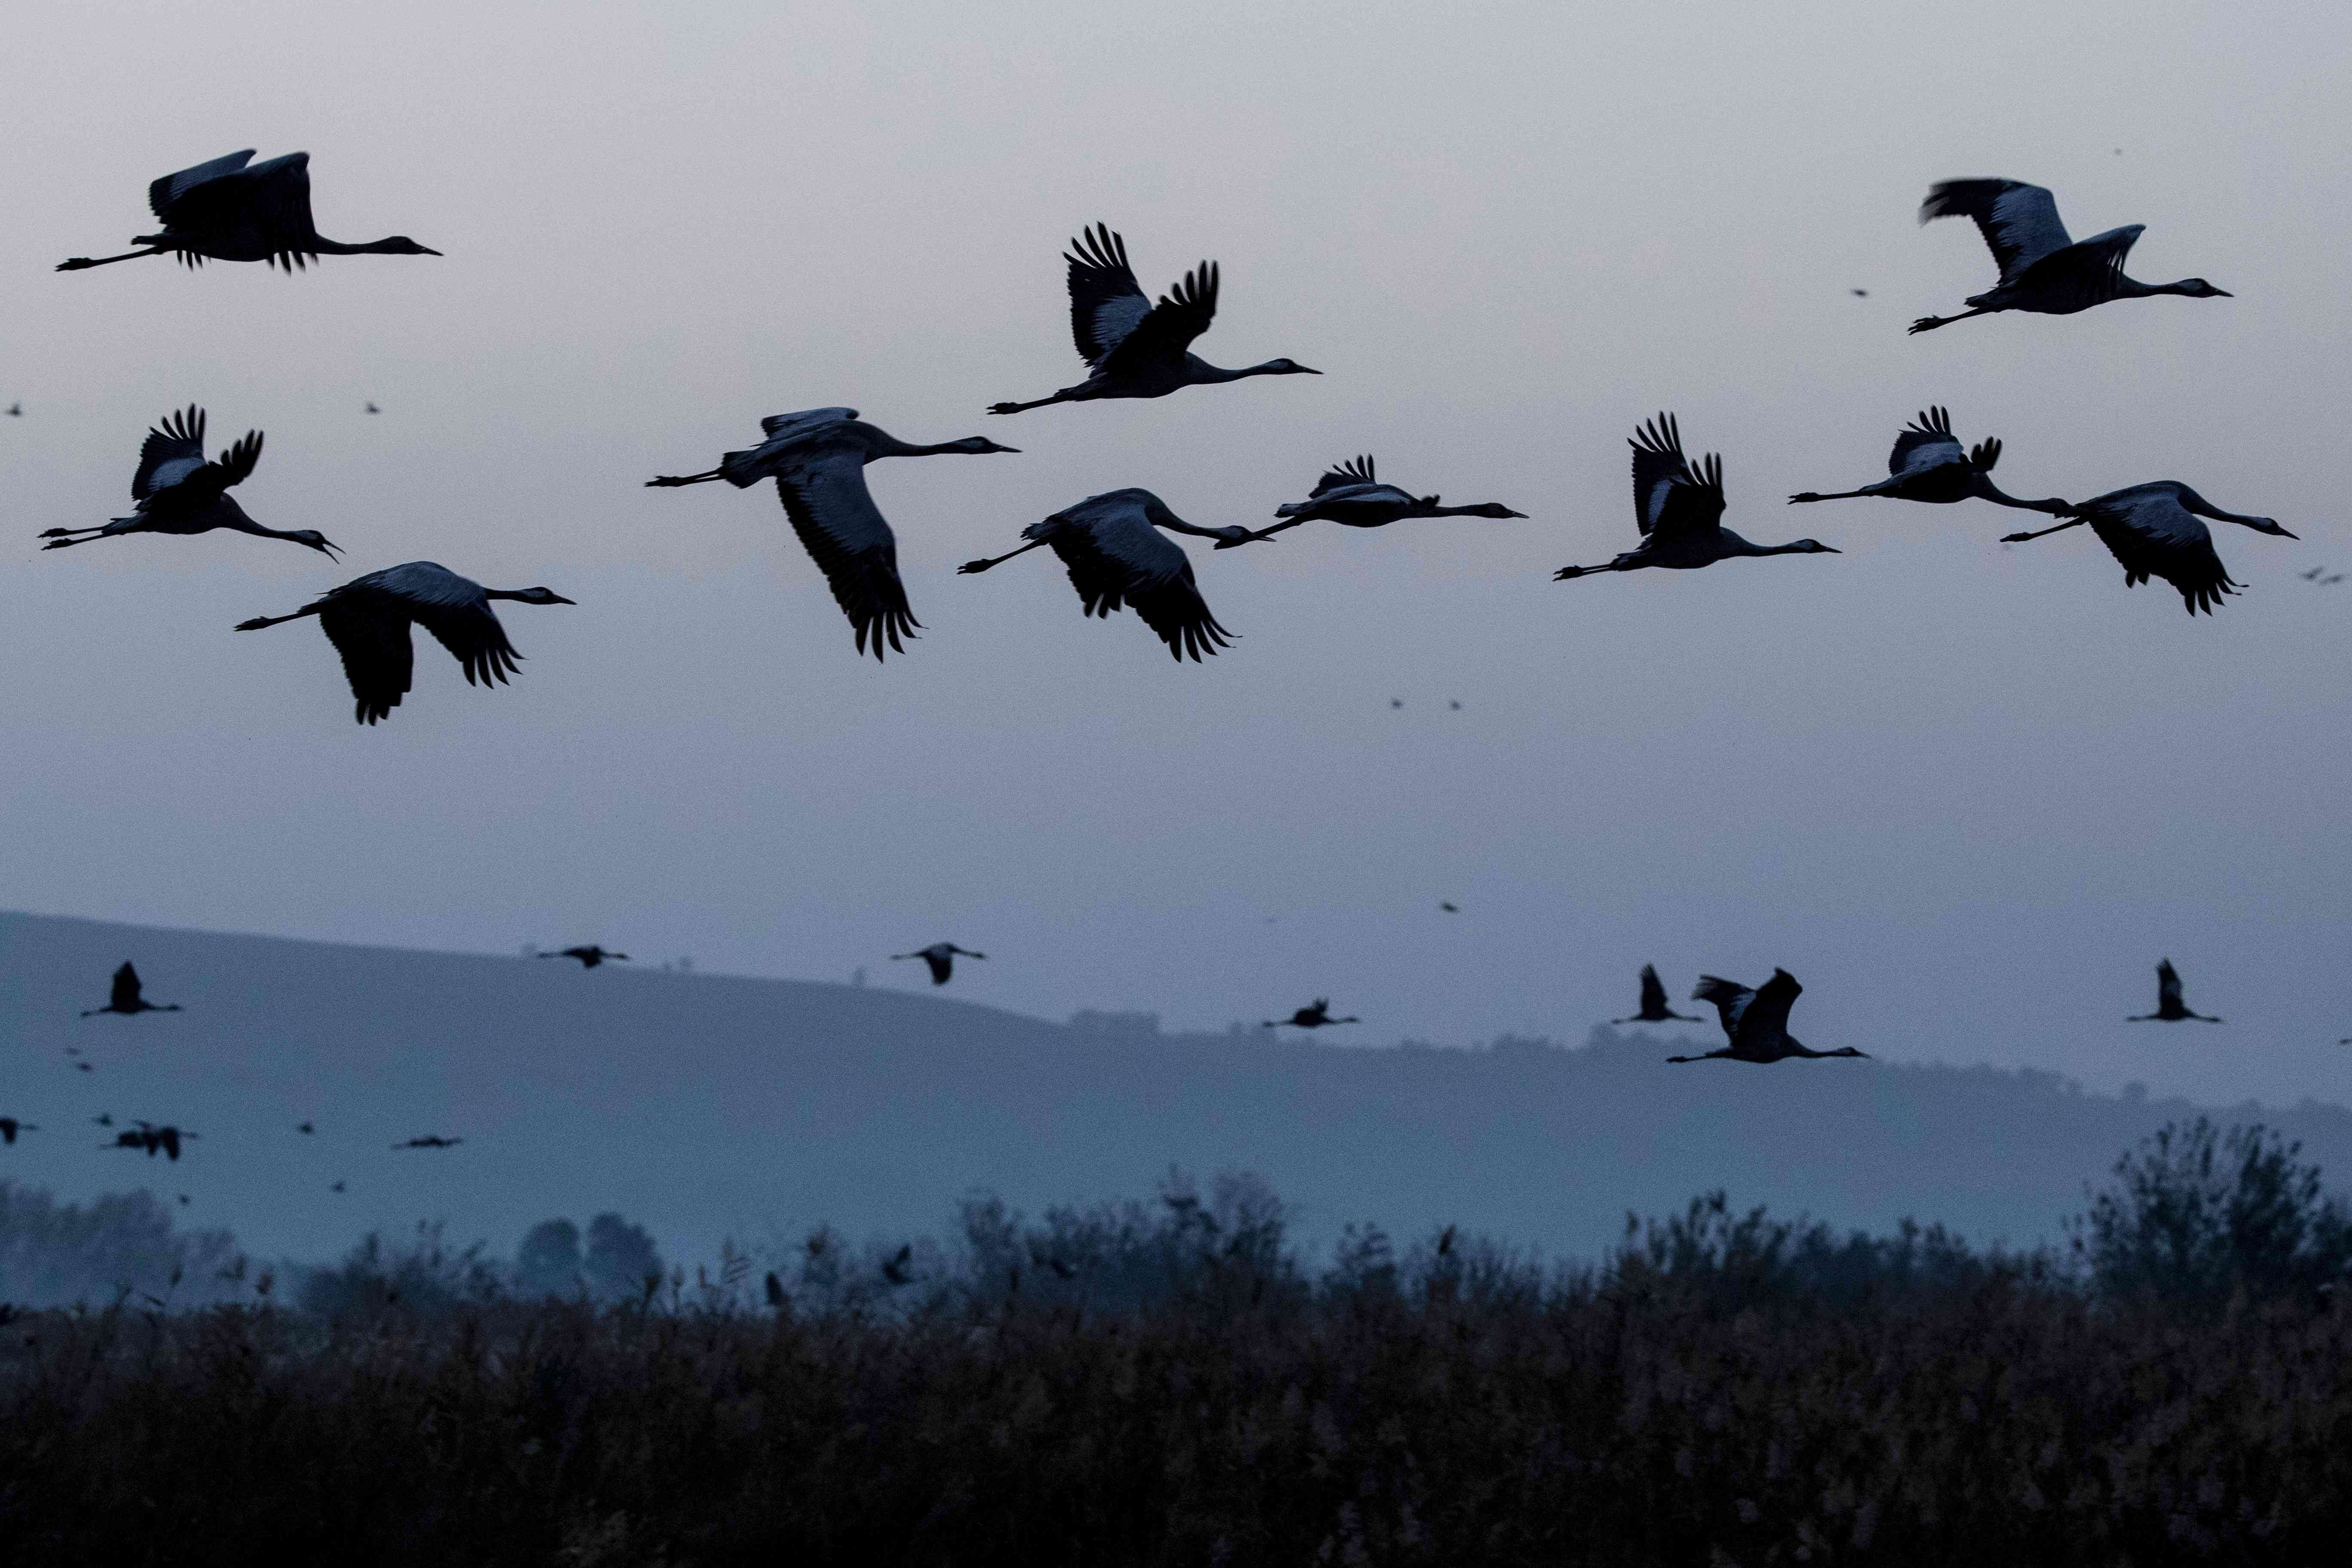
[0,1183,243,1309]
[3,1121,2349,1561]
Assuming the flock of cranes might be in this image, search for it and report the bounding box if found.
[23,156,2301,729]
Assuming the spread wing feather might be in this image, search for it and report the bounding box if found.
[1920,180,2073,281]
[1101,261,1219,376]
[1048,510,1231,662]
[1313,456,1377,496]
[317,593,419,725]
[148,151,256,221]
[133,407,209,499]
[772,453,918,661]
[1691,976,1753,1038]
[1629,413,1724,541]
[1066,224,1152,368]
[1888,407,1964,476]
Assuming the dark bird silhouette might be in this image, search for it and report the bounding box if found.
[647,408,1018,660]
[2300,567,2324,581]
[1439,901,1461,914]
[235,561,574,724]
[2000,482,2294,614]
[74,1063,93,1073]
[1390,698,1403,709]
[1449,700,1462,710]
[2128,959,2221,1023]
[364,402,380,415]
[57,150,440,272]
[1667,970,1868,1064]
[1850,288,1869,298]
[93,1113,113,1127]
[1788,407,2069,514]
[82,962,181,1017]
[178,1194,191,1207]
[40,407,338,557]
[1263,998,1360,1029]
[959,488,1259,660]
[330,1181,347,1193]
[2326,575,2346,586]
[1614,964,1703,1026]
[104,1122,196,1159]
[393,1135,462,1149]
[1555,415,1838,581]
[987,224,1318,414]
[542,945,628,969]
[1909,179,2229,334]
[882,1244,914,1286]
[892,943,985,986]
[0,1118,36,1145]
[6,403,19,416]
[1246,455,1524,541]
[297,1121,315,1135]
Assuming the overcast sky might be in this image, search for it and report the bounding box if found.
[4,1,2348,1110]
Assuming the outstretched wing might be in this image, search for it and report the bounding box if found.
[1920,180,2072,282]
[1066,224,1152,368]
[1100,260,1219,377]
[1737,969,1802,1046]
[236,153,322,270]
[758,407,859,440]
[111,962,142,1011]
[148,150,257,222]
[1889,406,1965,477]
[2079,485,2239,615]
[923,951,952,985]
[2041,224,2145,291]
[317,590,420,725]
[1312,456,1377,497]
[1691,976,1754,1038]
[772,449,918,661]
[2156,959,2183,1010]
[1048,503,1233,662]
[133,406,209,499]
[1629,413,1724,541]
[1638,964,1668,1016]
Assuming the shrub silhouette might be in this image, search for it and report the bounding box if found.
[582,1213,663,1300]
[515,1218,583,1297]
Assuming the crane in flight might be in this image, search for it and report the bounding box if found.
[104,1122,198,1160]
[1909,179,2229,334]
[1613,965,1703,1026]
[1248,455,1525,541]
[892,943,986,986]
[959,489,1261,660]
[0,1118,36,1145]
[57,150,440,273]
[987,224,1318,415]
[39,406,339,557]
[82,962,181,1017]
[648,408,1018,660]
[1667,970,1868,1064]
[542,946,629,969]
[1999,482,2294,614]
[1264,999,1360,1030]
[1788,407,2069,514]
[395,1135,464,1149]
[235,561,574,724]
[1556,415,1838,581]
[2128,960,2221,1023]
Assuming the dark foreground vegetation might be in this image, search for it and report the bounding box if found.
[4,1119,2351,1565]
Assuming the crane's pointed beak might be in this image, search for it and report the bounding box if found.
[314,537,344,560]
[549,592,577,605]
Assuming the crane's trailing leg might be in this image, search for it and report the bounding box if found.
[233,606,321,632]
[1787,490,1872,504]
[55,247,167,272]
[957,539,1050,574]
[1908,307,1991,335]
[644,469,723,487]
[986,392,1076,416]
[1999,517,2087,545]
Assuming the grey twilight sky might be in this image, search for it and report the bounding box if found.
[3,1,2347,1109]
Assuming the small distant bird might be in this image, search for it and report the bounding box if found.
[1613,964,1703,1026]
[0,1118,37,1145]
[647,407,1019,660]
[364,402,380,414]
[1788,407,2068,514]
[1246,455,1525,541]
[2128,959,2221,1023]
[234,561,574,724]
[57,150,440,272]
[1390,698,1404,709]
[2326,575,2346,586]
[393,1135,462,1149]
[82,962,181,1017]
[542,946,628,969]
[1909,179,2229,334]
[1264,998,1359,1029]
[64,1047,82,1057]
[178,1194,191,1207]
[40,406,339,557]
[1850,288,1869,297]
[892,943,986,986]
[1448,700,1462,710]
[74,1063,93,1073]
[987,223,1319,415]
[2000,482,2294,615]
[5,403,19,416]
[881,1244,914,1286]
[1669,970,1866,1064]
[297,1121,315,1135]
[1439,901,1461,914]
[1555,415,1838,581]
[959,488,1260,660]
[105,1122,196,1159]
[93,1113,113,1127]
[2301,567,2325,581]
[330,1181,347,1193]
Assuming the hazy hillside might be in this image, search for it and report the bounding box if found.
[4,909,2349,1269]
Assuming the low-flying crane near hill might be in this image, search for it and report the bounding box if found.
[235,561,574,724]
[1556,415,1839,581]
[987,224,1318,415]
[1788,407,2069,514]
[960,488,1261,660]
[81,962,180,1017]
[1264,999,1360,1030]
[57,150,440,273]
[1667,970,1868,1064]
[892,943,986,986]
[1613,964,1702,1026]
[542,946,628,969]
[39,407,339,557]
[1909,179,2230,334]
[647,408,1018,660]
[1247,456,1525,541]
[2128,959,2221,1023]
[2000,482,2294,614]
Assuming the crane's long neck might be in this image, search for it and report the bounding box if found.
[311,236,415,255]
[2116,276,2207,300]
[1972,478,2072,516]
[217,505,306,544]
[2172,487,2267,528]
[873,436,991,459]
[1190,359,1292,384]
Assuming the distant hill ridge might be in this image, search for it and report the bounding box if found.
[4,910,2348,1266]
